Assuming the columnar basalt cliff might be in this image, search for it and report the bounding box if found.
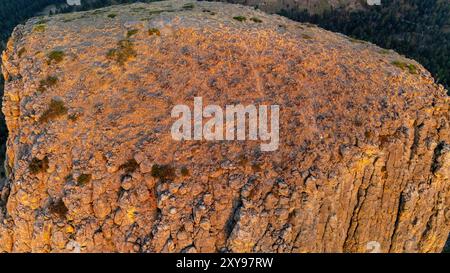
[0,1,449,253]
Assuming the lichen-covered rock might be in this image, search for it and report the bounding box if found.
[217,0,364,14]
[0,0,449,253]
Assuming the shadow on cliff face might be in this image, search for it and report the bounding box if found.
[444,235,450,253]
[0,77,6,189]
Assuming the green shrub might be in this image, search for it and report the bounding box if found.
[107,13,117,18]
[182,3,195,10]
[33,24,46,33]
[151,164,175,180]
[68,113,79,122]
[131,7,146,12]
[407,64,418,74]
[39,99,68,123]
[148,28,161,36]
[37,75,58,93]
[181,166,189,176]
[92,9,106,15]
[392,61,417,74]
[107,39,137,65]
[233,16,247,22]
[29,156,49,174]
[119,159,139,173]
[250,17,262,23]
[127,29,139,38]
[251,163,262,172]
[148,10,164,15]
[47,50,65,65]
[65,174,73,182]
[49,199,68,219]
[77,173,92,186]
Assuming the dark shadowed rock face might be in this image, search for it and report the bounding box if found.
[0,1,449,253]
[445,235,450,253]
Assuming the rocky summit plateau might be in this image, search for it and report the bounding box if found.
[0,0,449,253]
[217,0,365,14]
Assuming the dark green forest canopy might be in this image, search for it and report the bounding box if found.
[0,0,65,46]
[280,0,450,94]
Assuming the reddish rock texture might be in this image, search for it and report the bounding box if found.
[0,1,449,252]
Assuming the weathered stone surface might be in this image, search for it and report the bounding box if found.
[217,0,364,14]
[0,1,449,253]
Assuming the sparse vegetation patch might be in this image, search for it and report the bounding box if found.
[127,29,139,38]
[148,10,163,15]
[68,113,79,122]
[181,166,189,176]
[151,164,175,180]
[148,28,161,36]
[392,61,417,74]
[107,39,137,65]
[39,99,68,123]
[37,75,58,93]
[233,16,247,22]
[47,50,65,65]
[77,173,92,186]
[182,3,195,10]
[33,24,46,33]
[250,17,262,23]
[49,199,68,219]
[202,9,216,15]
[252,163,262,172]
[29,156,49,174]
[131,7,144,12]
[119,159,139,174]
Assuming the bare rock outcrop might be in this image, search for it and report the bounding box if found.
[0,1,449,253]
